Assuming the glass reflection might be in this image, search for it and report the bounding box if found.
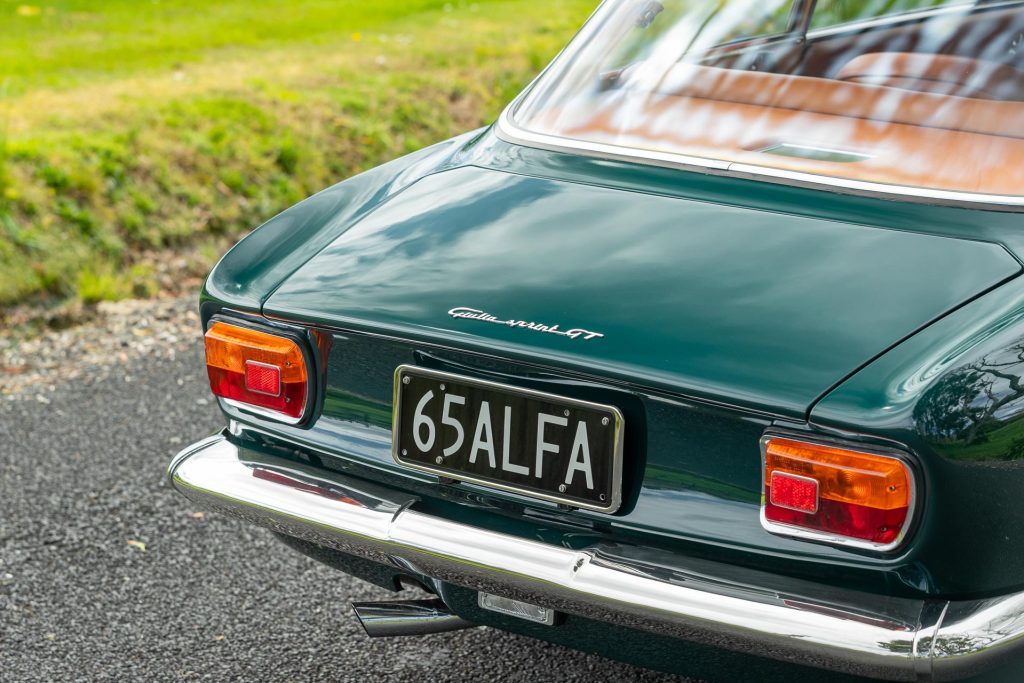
[514,0,1024,196]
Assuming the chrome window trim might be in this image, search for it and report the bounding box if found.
[758,434,920,553]
[390,364,625,514]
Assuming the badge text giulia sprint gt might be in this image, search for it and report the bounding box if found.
[169,1,1024,680]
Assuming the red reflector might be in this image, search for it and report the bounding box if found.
[245,361,281,396]
[769,472,818,513]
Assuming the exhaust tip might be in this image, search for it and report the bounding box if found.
[351,598,475,637]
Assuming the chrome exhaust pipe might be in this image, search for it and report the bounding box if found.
[351,598,475,637]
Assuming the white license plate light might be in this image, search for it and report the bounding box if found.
[478,592,556,625]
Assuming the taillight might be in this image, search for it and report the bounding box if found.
[761,436,915,551]
[204,321,309,421]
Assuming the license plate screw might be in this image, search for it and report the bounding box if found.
[402,376,410,385]
[435,456,444,464]
[440,383,446,391]
[599,493,607,501]
[601,417,609,426]
[402,448,408,456]
[558,484,567,493]
[563,409,570,417]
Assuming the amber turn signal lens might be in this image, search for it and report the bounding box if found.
[204,322,308,420]
[762,437,914,549]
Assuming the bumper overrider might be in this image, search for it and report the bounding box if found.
[168,432,1024,682]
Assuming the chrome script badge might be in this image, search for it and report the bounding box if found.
[448,307,604,341]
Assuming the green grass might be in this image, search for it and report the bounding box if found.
[0,0,594,311]
[933,419,1024,463]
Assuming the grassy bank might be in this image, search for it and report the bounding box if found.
[0,0,593,312]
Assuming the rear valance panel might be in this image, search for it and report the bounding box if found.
[264,166,1019,417]
[245,330,824,563]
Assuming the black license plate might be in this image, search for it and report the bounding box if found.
[392,366,624,512]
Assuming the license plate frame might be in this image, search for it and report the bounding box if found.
[391,365,624,513]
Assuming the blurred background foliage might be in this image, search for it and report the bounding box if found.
[0,0,593,314]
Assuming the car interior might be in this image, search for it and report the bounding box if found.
[536,0,1024,196]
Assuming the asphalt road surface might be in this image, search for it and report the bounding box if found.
[0,339,686,682]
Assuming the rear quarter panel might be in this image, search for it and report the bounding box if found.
[812,276,1024,596]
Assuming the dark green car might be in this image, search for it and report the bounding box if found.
[168,0,1024,680]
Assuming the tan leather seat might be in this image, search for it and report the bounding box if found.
[632,62,1024,139]
[835,52,1024,100]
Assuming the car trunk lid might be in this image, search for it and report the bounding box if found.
[263,166,1020,417]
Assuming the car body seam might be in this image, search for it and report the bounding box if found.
[803,265,1024,424]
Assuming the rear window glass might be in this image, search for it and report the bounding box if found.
[510,0,1024,201]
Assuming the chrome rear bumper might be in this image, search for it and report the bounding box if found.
[168,433,1024,682]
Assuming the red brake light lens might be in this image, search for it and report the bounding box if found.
[205,322,308,420]
[762,437,914,550]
